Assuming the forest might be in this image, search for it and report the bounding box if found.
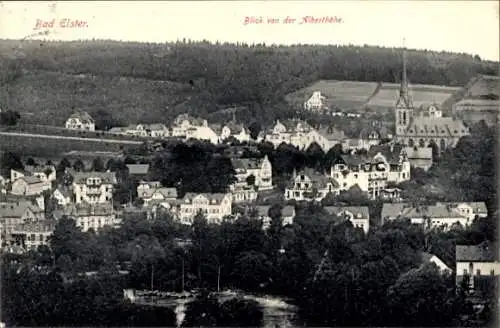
[0,39,498,125]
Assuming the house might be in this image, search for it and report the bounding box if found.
[11,176,50,196]
[381,202,486,230]
[221,122,252,143]
[72,171,117,204]
[420,251,452,274]
[330,146,411,199]
[265,119,318,150]
[231,155,273,191]
[254,205,296,229]
[170,114,208,138]
[55,203,116,232]
[126,164,150,177]
[185,125,220,144]
[456,241,500,292]
[52,187,73,206]
[0,201,45,246]
[10,220,56,251]
[0,193,45,211]
[65,111,95,131]
[12,165,57,183]
[315,126,346,152]
[323,206,370,234]
[453,99,499,126]
[393,49,469,152]
[304,91,326,112]
[175,193,233,225]
[139,187,178,206]
[118,124,170,138]
[137,181,162,195]
[356,123,392,150]
[403,146,433,171]
[285,168,340,202]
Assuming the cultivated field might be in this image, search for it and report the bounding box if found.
[287,80,461,111]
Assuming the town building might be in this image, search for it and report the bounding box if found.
[72,171,117,204]
[52,187,73,206]
[55,203,116,232]
[220,122,252,143]
[381,202,488,230]
[170,114,220,143]
[265,119,318,150]
[453,99,499,126]
[285,168,340,202]
[10,176,51,196]
[323,206,370,234]
[303,91,326,112]
[330,145,411,199]
[11,220,56,251]
[456,241,500,292]
[231,155,273,191]
[174,193,233,225]
[126,164,150,178]
[315,126,346,152]
[139,187,178,206]
[11,165,57,184]
[110,124,170,138]
[393,49,470,152]
[403,146,433,171]
[65,111,95,131]
[0,201,45,246]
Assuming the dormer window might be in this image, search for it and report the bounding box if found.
[300,175,305,180]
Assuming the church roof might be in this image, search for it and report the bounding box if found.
[404,117,469,138]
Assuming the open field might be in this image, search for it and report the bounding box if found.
[0,132,139,157]
[287,80,461,111]
[0,69,194,126]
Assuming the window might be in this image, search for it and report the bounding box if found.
[476,269,481,276]
[490,270,495,276]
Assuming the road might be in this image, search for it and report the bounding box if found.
[0,131,143,145]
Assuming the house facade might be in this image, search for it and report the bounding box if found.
[139,187,178,206]
[72,171,117,205]
[12,165,57,184]
[170,114,209,138]
[175,193,233,225]
[285,168,340,202]
[221,122,252,143]
[0,201,45,245]
[324,206,370,234]
[330,146,411,199]
[456,241,500,291]
[265,119,322,150]
[11,176,50,196]
[57,203,116,232]
[11,220,56,251]
[65,111,95,131]
[117,124,170,138]
[52,187,73,206]
[304,91,326,112]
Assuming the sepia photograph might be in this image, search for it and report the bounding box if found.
[0,1,499,327]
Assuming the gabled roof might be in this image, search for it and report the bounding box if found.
[255,205,271,217]
[72,171,117,184]
[68,111,94,124]
[182,193,230,205]
[456,241,498,262]
[56,203,114,218]
[54,186,72,198]
[368,144,405,164]
[338,154,370,166]
[208,124,223,134]
[405,117,469,137]
[291,168,339,189]
[126,164,150,175]
[0,201,43,218]
[276,119,312,133]
[317,126,346,141]
[404,204,465,219]
[224,122,245,134]
[140,187,178,199]
[324,206,370,220]
[282,205,296,217]
[359,125,391,140]
[381,202,412,219]
[24,165,55,175]
[12,219,56,233]
[15,175,44,185]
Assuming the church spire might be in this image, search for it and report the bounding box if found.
[396,38,413,108]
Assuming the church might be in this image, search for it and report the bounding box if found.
[393,49,470,152]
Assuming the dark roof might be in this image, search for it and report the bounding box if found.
[368,144,405,164]
[456,241,498,262]
[324,206,370,220]
[339,154,370,166]
[231,157,266,170]
[317,126,346,141]
[126,164,150,175]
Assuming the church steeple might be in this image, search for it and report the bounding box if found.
[396,39,413,109]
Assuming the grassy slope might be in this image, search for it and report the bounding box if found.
[286,80,460,112]
[1,69,195,126]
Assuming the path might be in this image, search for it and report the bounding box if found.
[0,131,143,145]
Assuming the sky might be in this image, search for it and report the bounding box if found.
[0,1,499,61]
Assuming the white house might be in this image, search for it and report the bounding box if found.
[285,168,340,202]
[0,201,45,245]
[314,126,346,152]
[231,155,273,191]
[420,252,452,274]
[113,124,170,138]
[10,176,50,196]
[456,241,500,291]
[72,171,117,205]
[324,206,370,234]
[330,145,411,199]
[170,114,208,138]
[304,91,326,112]
[65,111,95,131]
[10,220,56,251]
[12,165,57,184]
[175,193,233,225]
[56,203,116,232]
[221,122,252,143]
[265,119,318,150]
[139,187,178,206]
[52,187,73,206]
[381,202,488,230]
[185,125,220,144]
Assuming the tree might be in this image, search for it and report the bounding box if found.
[90,109,120,131]
[26,157,38,166]
[0,151,23,177]
[72,159,85,172]
[91,157,105,172]
[0,110,21,126]
[248,121,261,140]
